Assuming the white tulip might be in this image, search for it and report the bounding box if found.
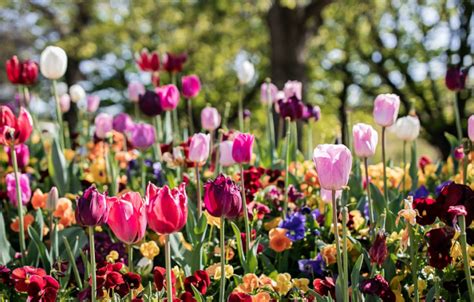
[40,46,68,80]
[236,60,255,85]
[393,116,420,141]
[69,84,86,102]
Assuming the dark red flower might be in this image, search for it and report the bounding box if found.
[369,232,388,267]
[412,197,439,226]
[163,52,188,73]
[288,185,304,203]
[116,272,142,297]
[360,275,395,302]
[313,277,336,298]
[247,201,270,220]
[184,270,210,295]
[445,67,468,91]
[180,292,197,302]
[95,263,125,293]
[138,90,163,117]
[0,265,11,284]
[227,292,253,302]
[153,266,176,294]
[26,275,59,302]
[418,155,431,171]
[426,227,455,269]
[6,56,38,85]
[136,49,160,72]
[277,96,305,121]
[11,266,47,292]
[436,182,474,226]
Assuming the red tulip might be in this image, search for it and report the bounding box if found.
[146,183,187,235]
[162,52,187,73]
[107,192,147,244]
[136,49,160,72]
[0,106,33,146]
[6,56,38,85]
[6,56,21,84]
[204,174,242,219]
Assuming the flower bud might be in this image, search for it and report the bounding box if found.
[369,232,388,266]
[236,60,254,85]
[181,75,201,99]
[128,81,145,103]
[59,94,71,113]
[46,187,59,212]
[232,133,254,164]
[373,94,400,127]
[188,133,210,163]
[94,113,113,139]
[392,116,420,141]
[157,84,180,111]
[352,123,378,158]
[204,174,242,219]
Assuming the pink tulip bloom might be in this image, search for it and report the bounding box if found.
[260,82,278,104]
[113,113,134,133]
[201,107,221,131]
[352,123,378,158]
[146,183,188,235]
[181,75,201,99]
[283,80,302,100]
[59,94,71,113]
[94,113,113,139]
[468,115,474,142]
[86,95,100,113]
[320,188,342,204]
[313,144,352,191]
[6,172,31,206]
[188,133,210,163]
[129,123,156,150]
[373,94,400,127]
[107,192,147,244]
[219,140,235,167]
[157,84,180,111]
[232,133,254,164]
[128,81,145,103]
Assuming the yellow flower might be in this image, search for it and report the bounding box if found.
[106,250,119,263]
[264,217,282,231]
[212,264,234,279]
[450,241,462,262]
[139,241,160,260]
[408,279,426,298]
[275,273,292,295]
[321,244,337,265]
[252,292,271,302]
[349,210,365,230]
[204,211,221,228]
[64,149,76,162]
[90,157,107,184]
[292,278,310,293]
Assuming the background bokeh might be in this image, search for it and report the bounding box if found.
[0,0,472,162]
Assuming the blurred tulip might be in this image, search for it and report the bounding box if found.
[6,172,31,206]
[373,94,400,127]
[46,187,59,212]
[94,113,113,139]
[146,183,187,235]
[392,115,420,142]
[157,84,180,111]
[139,90,162,116]
[232,133,254,163]
[136,49,160,72]
[352,123,378,158]
[40,46,67,80]
[128,81,145,103]
[162,52,187,73]
[445,67,468,91]
[260,82,278,104]
[219,140,235,167]
[188,133,210,163]
[130,123,156,150]
[468,115,474,142]
[204,174,242,219]
[313,144,352,190]
[236,60,255,85]
[182,75,201,99]
[86,95,100,113]
[107,192,147,244]
[243,109,251,119]
[75,186,108,226]
[4,144,30,169]
[59,94,71,113]
[201,107,221,131]
[228,292,252,302]
[69,84,86,103]
[302,104,321,121]
[277,96,304,121]
[0,106,33,146]
[6,56,21,84]
[113,113,134,133]
[6,56,38,85]
[283,80,302,100]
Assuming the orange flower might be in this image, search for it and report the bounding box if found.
[53,198,76,228]
[321,244,337,265]
[31,189,48,210]
[235,273,259,293]
[252,292,271,302]
[269,228,292,252]
[11,214,34,232]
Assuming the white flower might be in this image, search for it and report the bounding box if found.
[40,46,68,80]
[69,84,86,103]
[236,60,255,85]
[392,116,420,141]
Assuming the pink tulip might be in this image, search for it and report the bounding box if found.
[113,113,134,133]
[188,133,210,163]
[468,115,474,142]
[320,188,342,204]
[129,123,156,150]
[128,81,145,103]
[201,107,221,131]
[107,192,147,244]
[5,144,30,169]
[157,84,180,111]
[283,80,302,100]
[146,183,188,235]
[373,94,400,127]
[86,95,100,113]
[59,94,71,113]
[232,133,254,164]
[313,144,352,190]
[6,172,31,206]
[94,113,113,139]
[181,75,201,99]
[352,123,378,158]
[260,82,278,104]
[219,140,235,167]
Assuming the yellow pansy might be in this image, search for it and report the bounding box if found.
[292,278,310,293]
[264,217,282,231]
[139,241,160,260]
[213,264,234,280]
[275,273,292,295]
[106,250,119,263]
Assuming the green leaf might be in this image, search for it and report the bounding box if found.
[0,212,12,264]
[48,137,68,196]
[369,183,385,220]
[351,254,364,301]
[335,275,344,302]
[246,238,260,273]
[28,226,51,272]
[26,209,45,266]
[409,141,418,192]
[190,284,204,302]
[57,227,87,261]
[230,221,246,269]
[444,132,459,150]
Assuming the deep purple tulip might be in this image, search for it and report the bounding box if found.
[445,67,468,91]
[277,96,305,121]
[302,104,321,121]
[138,90,162,117]
[129,123,156,150]
[113,113,134,133]
[369,232,388,266]
[204,174,242,219]
[181,75,201,99]
[75,186,108,226]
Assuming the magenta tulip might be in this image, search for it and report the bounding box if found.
[75,186,108,226]
[128,81,145,103]
[129,123,156,150]
[352,123,378,158]
[468,115,474,142]
[373,94,400,127]
[260,82,278,104]
[313,144,352,190]
[181,75,201,99]
[188,133,210,163]
[219,140,235,167]
[201,107,221,131]
[204,174,242,219]
[113,113,134,133]
[157,84,180,111]
[146,183,188,235]
[107,192,147,244]
[6,172,31,206]
[5,144,30,169]
[232,133,254,164]
[94,113,113,139]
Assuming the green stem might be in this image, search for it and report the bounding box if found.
[187,99,194,134]
[408,224,419,302]
[219,218,226,302]
[459,215,474,301]
[128,244,134,273]
[153,116,162,161]
[11,143,26,262]
[283,118,291,217]
[52,80,65,151]
[331,190,344,288]
[293,121,298,160]
[307,121,313,160]
[165,235,173,302]
[63,236,83,289]
[381,127,389,203]
[402,140,407,193]
[341,206,349,302]
[240,164,251,254]
[141,153,146,194]
[238,84,244,131]
[195,165,202,218]
[172,108,180,142]
[265,84,275,165]
[454,93,463,142]
[214,130,224,177]
[364,158,375,230]
[88,226,97,302]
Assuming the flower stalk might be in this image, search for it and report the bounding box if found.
[88,226,97,302]
[240,164,251,253]
[283,118,291,217]
[407,223,419,302]
[128,244,134,273]
[165,234,173,302]
[381,126,388,203]
[331,190,345,299]
[238,84,244,131]
[459,215,474,301]
[52,80,65,151]
[10,142,26,262]
[341,206,349,302]
[364,158,375,229]
[195,165,202,218]
[219,218,226,302]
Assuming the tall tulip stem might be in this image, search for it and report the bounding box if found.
[165,234,173,302]
[407,223,419,302]
[283,118,291,218]
[453,93,463,142]
[153,115,162,161]
[172,108,180,142]
[307,121,313,160]
[128,244,134,273]
[52,80,65,151]
[381,127,389,203]
[195,165,202,218]
[402,140,407,193]
[187,99,194,135]
[341,206,349,302]
[364,158,375,229]
[331,190,344,292]
[459,215,474,301]
[88,226,97,302]
[11,143,26,261]
[238,84,244,131]
[219,218,226,302]
[265,81,275,165]
[240,164,251,253]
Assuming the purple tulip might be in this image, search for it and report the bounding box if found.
[6,172,31,206]
[138,90,162,117]
[94,113,113,139]
[302,104,321,121]
[130,123,156,150]
[313,144,352,191]
[201,107,221,131]
[188,133,210,163]
[86,95,100,113]
[232,133,254,164]
[181,75,201,99]
[260,82,278,104]
[204,174,242,219]
[5,144,30,169]
[75,186,108,226]
[128,81,145,103]
[157,84,180,111]
[445,67,468,91]
[113,113,134,133]
[277,96,305,121]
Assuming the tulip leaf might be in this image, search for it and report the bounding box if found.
[48,137,68,196]
[335,274,344,302]
[246,238,260,273]
[190,284,204,302]
[444,131,459,150]
[351,254,364,301]
[0,212,12,265]
[26,209,45,266]
[230,221,246,268]
[307,289,332,302]
[409,141,418,192]
[28,225,51,272]
[57,226,87,261]
[369,183,385,220]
